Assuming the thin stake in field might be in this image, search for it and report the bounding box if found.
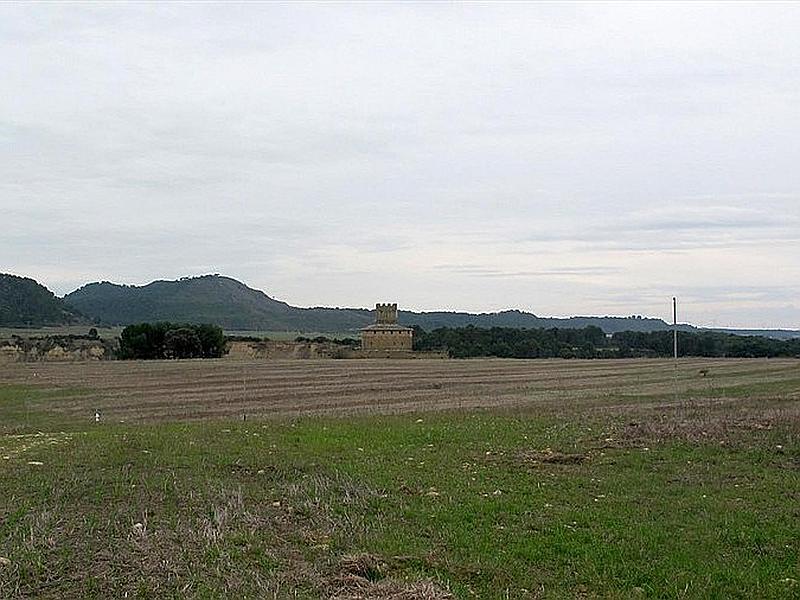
[242,376,248,422]
[673,296,679,403]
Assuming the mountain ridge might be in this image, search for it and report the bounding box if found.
[0,273,87,327]
[60,274,799,339]
[2,272,796,338]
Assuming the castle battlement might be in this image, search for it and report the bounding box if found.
[375,303,398,325]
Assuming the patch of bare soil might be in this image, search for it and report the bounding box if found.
[327,554,453,600]
[517,450,589,465]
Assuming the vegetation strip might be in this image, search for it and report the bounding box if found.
[1,360,799,598]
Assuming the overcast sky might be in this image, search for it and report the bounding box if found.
[2,3,799,328]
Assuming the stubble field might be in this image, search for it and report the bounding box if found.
[1,358,799,599]
[2,357,798,424]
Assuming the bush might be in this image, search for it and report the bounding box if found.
[118,322,225,360]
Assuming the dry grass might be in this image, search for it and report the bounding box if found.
[593,395,800,448]
[327,554,453,600]
[0,432,77,461]
[328,577,453,600]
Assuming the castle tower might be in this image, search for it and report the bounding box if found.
[360,302,413,353]
[375,303,398,324]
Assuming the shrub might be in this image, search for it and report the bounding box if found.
[118,322,225,360]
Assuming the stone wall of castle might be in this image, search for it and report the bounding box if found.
[361,328,413,351]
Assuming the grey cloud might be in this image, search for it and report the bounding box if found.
[1,3,799,327]
[432,265,621,279]
[509,201,800,252]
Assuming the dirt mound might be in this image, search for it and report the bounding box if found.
[517,450,589,465]
[0,336,113,362]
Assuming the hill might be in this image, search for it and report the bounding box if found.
[65,275,374,331]
[62,274,774,337]
[0,273,86,327]
[68,275,677,332]
[704,328,800,341]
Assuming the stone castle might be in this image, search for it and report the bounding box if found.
[360,303,413,351]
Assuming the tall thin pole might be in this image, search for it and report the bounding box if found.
[672,296,679,403]
[673,297,678,360]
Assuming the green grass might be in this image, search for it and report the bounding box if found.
[1,386,799,599]
[0,386,91,435]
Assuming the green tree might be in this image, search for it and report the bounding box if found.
[164,328,203,359]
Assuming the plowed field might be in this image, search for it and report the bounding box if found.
[1,357,797,423]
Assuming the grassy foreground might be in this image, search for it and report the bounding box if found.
[1,373,799,599]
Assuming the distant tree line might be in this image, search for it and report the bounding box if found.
[413,326,800,359]
[613,330,800,358]
[118,322,226,360]
[224,335,359,346]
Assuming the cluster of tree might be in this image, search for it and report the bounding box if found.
[118,322,226,360]
[412,325,609,359]
[614,330,800,358]
[413,325,800,359]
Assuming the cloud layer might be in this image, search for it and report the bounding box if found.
[2,3,799,328]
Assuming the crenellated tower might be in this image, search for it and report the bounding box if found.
[375,303,398,324]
